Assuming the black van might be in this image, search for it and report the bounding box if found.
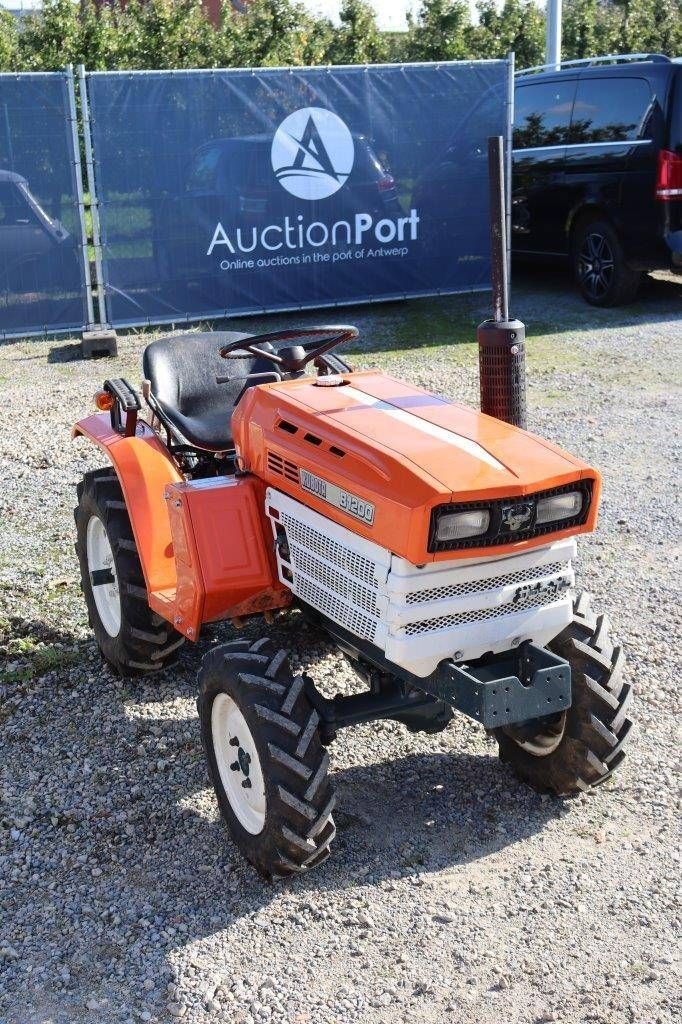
[512,55,682,305]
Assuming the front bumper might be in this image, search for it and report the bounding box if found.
[433,642,572,728]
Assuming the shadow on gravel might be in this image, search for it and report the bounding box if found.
[0,615,83,648]
[47,341,85,363]
[513,263,681,331]
[2,618,564,1019]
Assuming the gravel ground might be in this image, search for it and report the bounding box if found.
[1,268,680,1024]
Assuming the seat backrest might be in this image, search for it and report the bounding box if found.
[142,331,270,417]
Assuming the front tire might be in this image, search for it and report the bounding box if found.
[75,468,184,676]
[495,592,634,796]
[571,217,642,307]
[198,641,336,878]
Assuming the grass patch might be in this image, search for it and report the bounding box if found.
[0,617,81,683]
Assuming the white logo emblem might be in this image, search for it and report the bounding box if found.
[271,107,355,201]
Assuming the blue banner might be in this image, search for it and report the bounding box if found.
[86,62,509,326]
[0,72,89,339]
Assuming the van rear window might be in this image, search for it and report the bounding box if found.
[570,78,653,144]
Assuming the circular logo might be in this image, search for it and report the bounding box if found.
[271,107,355,201]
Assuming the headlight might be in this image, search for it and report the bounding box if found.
[435,508,490,542]
[536,490,583,525]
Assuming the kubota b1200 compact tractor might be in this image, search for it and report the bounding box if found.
[73,141,633,877]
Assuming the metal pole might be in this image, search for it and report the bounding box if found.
[65,65,94,326]
[477,136,527,430]
[77,64,108,327]
[545,0,563,71]
[487,136,508,324]
[505,51,515,312]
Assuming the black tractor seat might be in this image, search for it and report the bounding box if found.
[142,331,279,452]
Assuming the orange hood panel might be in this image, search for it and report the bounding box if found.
[291,371,585,495]
[232,370,600,564]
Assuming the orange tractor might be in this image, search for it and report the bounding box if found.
[73,144,632,877]
[73,323,632,877]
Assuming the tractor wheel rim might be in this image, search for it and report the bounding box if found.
[503,710,567,757]
[578,232,615,298]
[211,693,266,835]
[86,515,121,638]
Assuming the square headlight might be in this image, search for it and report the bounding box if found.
[435,508,490,542]
[536,490,583,525]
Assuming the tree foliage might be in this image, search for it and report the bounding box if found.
[2,0,681,73]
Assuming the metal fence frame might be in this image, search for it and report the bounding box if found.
[77,64,106,329]
[82,56,515,332]
[0,67,93,341]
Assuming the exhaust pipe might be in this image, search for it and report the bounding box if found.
[478,135,527,430]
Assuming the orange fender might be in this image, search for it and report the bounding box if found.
[73,414,182,601]
[73,413,290,639]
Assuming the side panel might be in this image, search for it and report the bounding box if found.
[73,414,181,596]
[166,477,291,636]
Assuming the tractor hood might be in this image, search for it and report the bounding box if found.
[233,370,600,564]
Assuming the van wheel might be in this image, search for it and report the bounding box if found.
[571,218,642,307]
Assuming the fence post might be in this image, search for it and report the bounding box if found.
[77,65,108,330]
[65,64,94,327]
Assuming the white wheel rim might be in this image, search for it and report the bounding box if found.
[86,515,121,638]
[211,693,266,835]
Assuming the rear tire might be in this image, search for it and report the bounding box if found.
[198,641,336,878]
[75,468,184,676]
[571,217,642,307]
[495,592,634,796]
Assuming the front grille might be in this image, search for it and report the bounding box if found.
[405,559,569,604]
[400,588,558,637]
[428,480,593,553]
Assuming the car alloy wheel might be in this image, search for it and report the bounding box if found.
[577,231,615,300]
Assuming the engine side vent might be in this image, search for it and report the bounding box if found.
[267,450,299,484]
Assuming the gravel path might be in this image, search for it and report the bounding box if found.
[1,270,680,1024]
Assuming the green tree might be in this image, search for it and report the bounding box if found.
[563,0,600,59]
[0,9,20,71]
[76,0,126,70]
[470,0,545,67]
[17,0,81,70]
[405,0,472,62]
[224,0,314,67]
[610,0,682,55]
[329,1,387,64]
[124,0,216,70]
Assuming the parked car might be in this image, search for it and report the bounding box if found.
[155,134,401,283]
[0,170,72,293]
[512,54,682,306]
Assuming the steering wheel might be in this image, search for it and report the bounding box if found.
[219,325,358,373]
